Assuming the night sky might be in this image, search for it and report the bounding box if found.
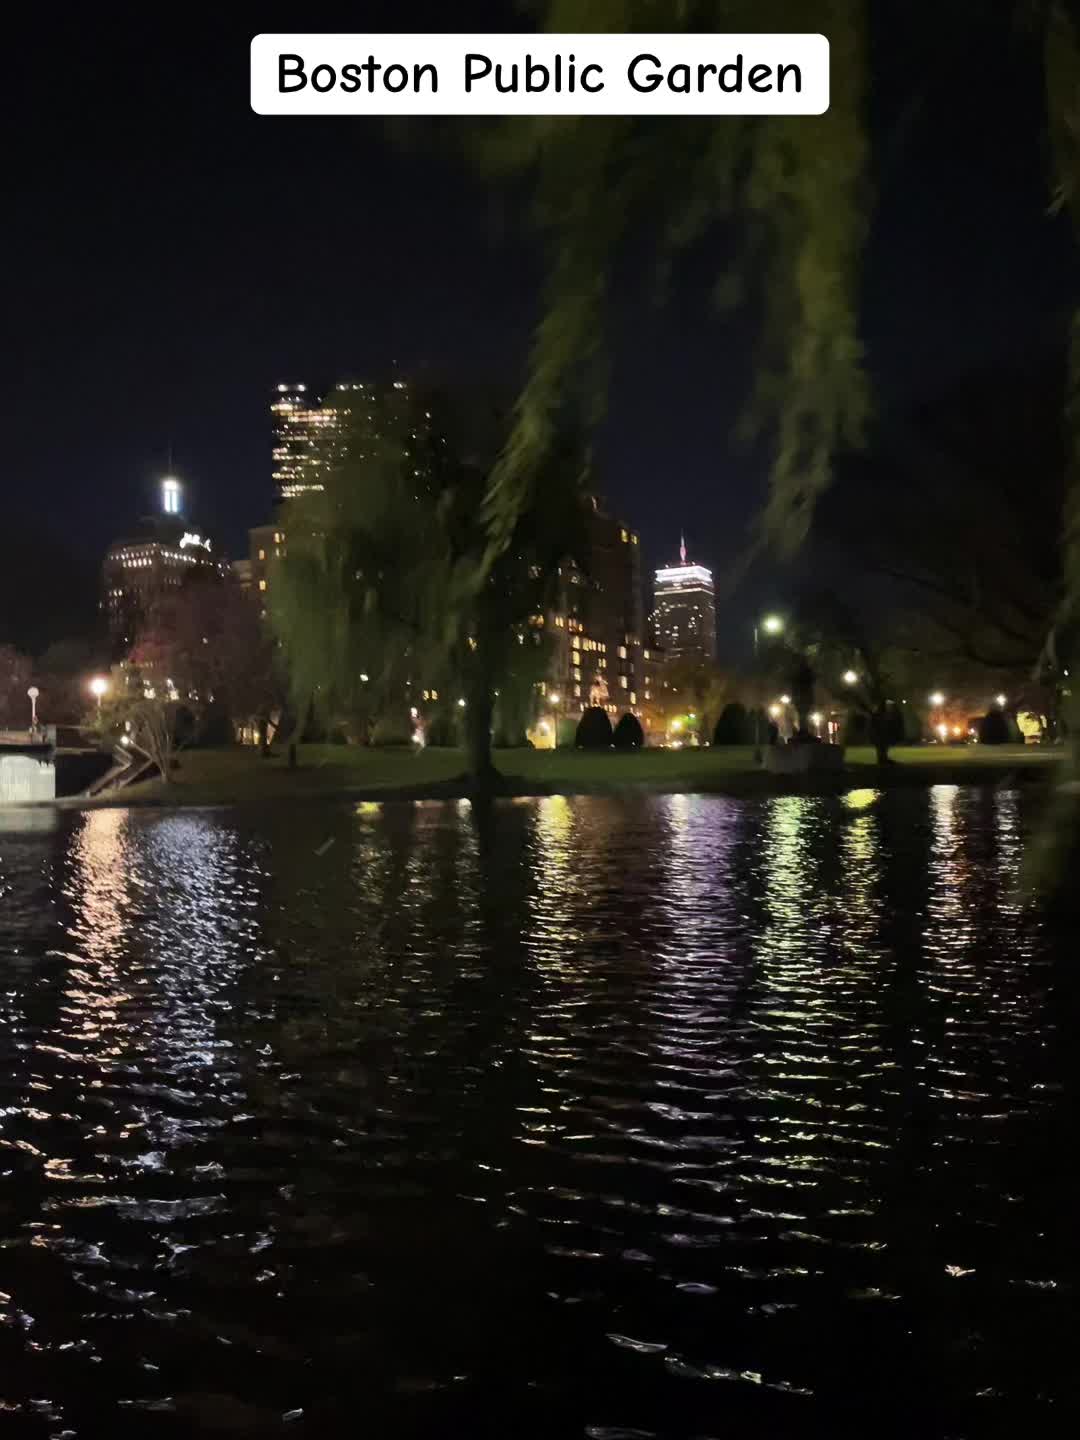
[6,2,1076,657]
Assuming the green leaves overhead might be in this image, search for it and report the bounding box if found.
[481,0,870,563]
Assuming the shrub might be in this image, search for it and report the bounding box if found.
[371,713,414,747]
[613,712,644,749]
[576,706,613,749]
[713,702,750,745]
[424,708,461,747]
[979,709,1010,745]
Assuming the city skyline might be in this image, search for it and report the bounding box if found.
[9,7,1070,663]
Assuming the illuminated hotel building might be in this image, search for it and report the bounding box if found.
[535,497,669,741]
[652,537,716,663]
[102,479,223,652]
[271,383,338,500]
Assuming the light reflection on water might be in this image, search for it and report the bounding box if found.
[0,788,1075,1437]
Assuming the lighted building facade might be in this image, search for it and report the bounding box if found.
[271,383,338,501]
[102,480,222,652]
[271,378,423,504]
[652,538,717,664]
[249,522,286,616]
[533,497,668,743]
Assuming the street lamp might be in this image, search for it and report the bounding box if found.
[89,675,108,712]
[929,691,945,707]
[753,614,784,762]
[27,686,39,730]
[995,693,1007,708]
[548,692,561,749]
[843,670,858,687]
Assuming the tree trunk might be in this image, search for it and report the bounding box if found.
[791,659,816,741]
[463,688,497,784]
[870,705,892,766]
[286,693,313,767]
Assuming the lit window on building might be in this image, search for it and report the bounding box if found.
[258,580,267,592]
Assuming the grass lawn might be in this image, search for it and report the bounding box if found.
[73,741,1065,808]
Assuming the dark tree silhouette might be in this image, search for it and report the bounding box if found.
[612,712,644,749]
[576,707,613,749]
[713,702,751,746]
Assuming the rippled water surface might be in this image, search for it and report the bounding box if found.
[1,789,1078,1437]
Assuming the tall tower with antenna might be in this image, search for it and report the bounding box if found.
[652,534,716,663]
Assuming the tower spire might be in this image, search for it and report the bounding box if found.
[679,532,687,566]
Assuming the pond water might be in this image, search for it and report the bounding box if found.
[0,790,1077,1437]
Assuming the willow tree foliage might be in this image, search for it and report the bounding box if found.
[271,382,588,779]
[479,0,868,567]
[486,0,1080,873]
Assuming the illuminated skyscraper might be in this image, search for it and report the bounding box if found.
[271,383,338,500]
[270,378,425,501]
[102,477,224,652]
[652,536,716,663]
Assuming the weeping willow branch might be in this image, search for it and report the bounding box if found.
[481,0,870,573]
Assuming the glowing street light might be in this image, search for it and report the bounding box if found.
[548,692,562,749]
[929,691,945,707]
[89,675,109,712]
[996,693,1007,707]
[779,694,791,705]
[752,614,785,763]
[843,670,858,686]
[768,703,782,719]
[27,686,40,729]
[457,698,466,708]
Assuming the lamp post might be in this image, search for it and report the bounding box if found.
[753,614,783,762]
[89,675,108,713]
[27,686,40,732]
[549,692,561,750]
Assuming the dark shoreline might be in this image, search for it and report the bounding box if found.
[45,760,1064,812]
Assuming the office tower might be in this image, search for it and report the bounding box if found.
[652,536,716,663]
[102,478,223,652]
[271,383,337,500]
